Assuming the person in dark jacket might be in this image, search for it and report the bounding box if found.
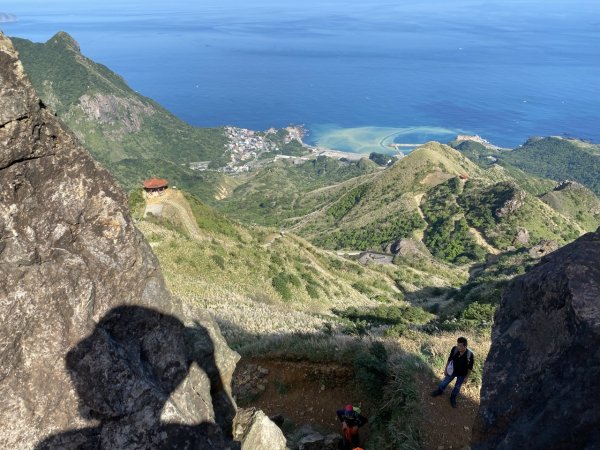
[431,336,474,408]
[336,404,368,449]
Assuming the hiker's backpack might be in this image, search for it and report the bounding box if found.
[448,346,473,376]
[450,346,473,362]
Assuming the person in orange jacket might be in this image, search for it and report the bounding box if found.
[336,404,368,449]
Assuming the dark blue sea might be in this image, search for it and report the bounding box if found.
[2,0,600,152]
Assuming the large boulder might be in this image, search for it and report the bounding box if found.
[0,32,283,449]
[472,228,600,449]
[233,408,287,450]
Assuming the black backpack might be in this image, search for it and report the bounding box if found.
[451,346,473,364]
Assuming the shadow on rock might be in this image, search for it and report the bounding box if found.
[36,305,237,450]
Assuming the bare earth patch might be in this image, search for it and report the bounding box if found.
[234,358,374,445]
[416,371,479,450]
[234,357,479,449]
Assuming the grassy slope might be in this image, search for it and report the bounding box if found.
[130,189,468,344]
[216,156,380,225]
[287,142,592,255]
[132,189,501,448]
[540,182,600,231]
[449,139,557,196]
[500,136,600,195]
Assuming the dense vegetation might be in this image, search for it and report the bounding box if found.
[422,177,486,263]
[327,183,370,221]
[217,156,378,225]
[315,212,425,250]
[500,137,600,195]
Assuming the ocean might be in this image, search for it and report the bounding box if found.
[2,0,599,153]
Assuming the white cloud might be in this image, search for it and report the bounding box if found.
[0,13,18,23]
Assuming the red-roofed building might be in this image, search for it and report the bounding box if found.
[143,178,168,197]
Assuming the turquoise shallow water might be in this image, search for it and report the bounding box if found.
[309,125,465,155]
[2,0,600,151]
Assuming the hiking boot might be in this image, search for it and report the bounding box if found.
[431,389,443,397]
[450,396,457,408]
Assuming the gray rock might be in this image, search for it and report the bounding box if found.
[528,239,559,258]
[233,408,287,450]
[298,432,325,450]
[393,238,432,258]
[495,186,526,218]
[472,227,600,449]
[297,432,342,450]
[512,228,529,246]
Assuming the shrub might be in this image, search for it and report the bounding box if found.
[211,254,225,270]
[306,284,319,299]
[328,259,343,270]
[367,357,421,449]
[352,282,373,296]
[384,322,409,337]
[337,305,432,328]
[373,294,391,303]
[272,273,293,301]
[460,301,496,325]
[343,319,369,337]
[353,342,388,399]
[287,273,302,288]
[127,189,145,217]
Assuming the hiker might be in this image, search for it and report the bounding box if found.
[336,404,368,450]
[431,336,474,408]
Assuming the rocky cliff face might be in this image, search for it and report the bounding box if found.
[472,227,600,449]
[78,93,155,134]
[0,33,284,449]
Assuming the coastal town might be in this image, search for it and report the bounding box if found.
[190,125,321,173]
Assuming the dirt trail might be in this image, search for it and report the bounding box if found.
[234,358,373,444]
[161,197,203,240]
[416,371,478,450]
[145,189,204,240]
[468,226,499,255]
[234,358,477,449]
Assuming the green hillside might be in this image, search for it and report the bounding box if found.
[129,188,468,346]
[216,155,379,225]
[540,181,600,231]
[449,139,556,196]
[287,142,591,259]
[500,137,600,195]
